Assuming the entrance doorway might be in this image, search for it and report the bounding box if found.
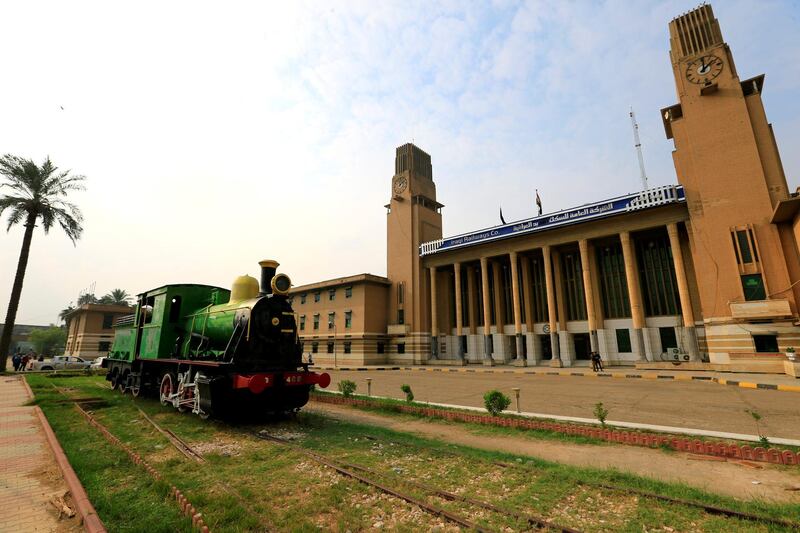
[573,333,591,360]
[538,335,552,360]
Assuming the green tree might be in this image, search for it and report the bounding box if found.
[29,325,67,356]
[77,293,97,305]
[58,305,75,325]
[0,155,85,370]
[99,289,131,306]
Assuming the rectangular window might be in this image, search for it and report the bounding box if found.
[741,274,766,301]
[398,282,404,305]
[327,342,334,354]
[659,327,678,351]
[142,296,155,324]
[169,296,182,323]
[615,329,632,353]
[736,230,753,263]
[560,250,587,321]
[98,341,111,352]
[344,341,351,354]
[345,311,352,328]
[311,342,318,354]
[530,256,549,323]
[397,343,405,354]
[637,234,681,317]
[460,335,468,354]
[377,342,385,354]
[753,334,778,353]
[313,314,319,330]
[328,312,335,329]
[300,294,306,304]
[314,292,321,302]
[397,309,404,324]
[598,243,631,319]
[300,315,305,331]
[102,314,114,329]
[345,286,353,298]
[328,288,336,301]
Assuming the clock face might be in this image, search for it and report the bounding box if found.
[393,176,408,195]
[685,55,723,84]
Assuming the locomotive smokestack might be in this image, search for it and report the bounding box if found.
[258,259,279,296]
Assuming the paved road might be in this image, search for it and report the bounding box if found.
[324,369,800,440]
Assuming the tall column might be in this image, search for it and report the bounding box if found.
[552,249,571,366]
[667,223,699,360]
[620,232,646,361]
[480,257,494,366]
[521,256,535,365]
[454,262,464,360]
[579,239,599,353]
[491,260,505,330]
[542,246,561,366]
[429,267,438,359]
[467,266,478,335]
[510,252,526,366]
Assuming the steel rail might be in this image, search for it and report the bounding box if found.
[340,458,580,532]
[136,407,205,463]
[253,432,489,532]
[584,482,800,529]
[358,432,799,529]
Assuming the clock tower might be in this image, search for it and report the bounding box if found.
[662,4,798,362]
[386,143,443,362]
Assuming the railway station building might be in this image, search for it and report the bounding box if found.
[293,4,800,376]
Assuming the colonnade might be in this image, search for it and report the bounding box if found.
[427,223,699,365]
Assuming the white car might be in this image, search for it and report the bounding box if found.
[32,355,92,371]
[90,356,106,369]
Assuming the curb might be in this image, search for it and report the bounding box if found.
[310,366,800,393]
[21,375,35,401]
[74,405,211,532]
[35,406,107,533]
[312,393,800,466]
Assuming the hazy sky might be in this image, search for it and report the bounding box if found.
[2,0,799,325]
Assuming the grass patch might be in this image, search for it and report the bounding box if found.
[27,374,800,532]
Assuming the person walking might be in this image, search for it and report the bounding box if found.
[11,352,21,371]
[592,351,604,372]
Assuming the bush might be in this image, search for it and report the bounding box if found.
[483,390,511,416]
[400,384,414,403]
[338,380,357,398]
[593,402,609,427]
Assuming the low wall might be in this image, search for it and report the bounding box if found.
[312,393,800,466]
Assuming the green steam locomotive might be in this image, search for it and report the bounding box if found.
[103,260,330,418]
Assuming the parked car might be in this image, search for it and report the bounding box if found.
[32,355,92,371]
[90,356,106,369]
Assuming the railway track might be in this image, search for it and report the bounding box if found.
[136,407,206,463]
[253,431,581,532]
[353,431,800,530]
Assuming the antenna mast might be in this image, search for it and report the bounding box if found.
[629,108,648,190]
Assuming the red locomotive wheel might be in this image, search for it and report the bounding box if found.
[160,373,175,406]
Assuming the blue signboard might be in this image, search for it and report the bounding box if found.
[419,185,685,256]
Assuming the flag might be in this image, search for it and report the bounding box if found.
[499,206,506,225]
[536,189,542,216]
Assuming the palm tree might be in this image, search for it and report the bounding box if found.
[77,293,98,305]
[58,305,75,325]
[100,289,131,306]
[0,155,84,371]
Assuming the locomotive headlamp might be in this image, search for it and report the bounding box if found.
[271,273,292,296]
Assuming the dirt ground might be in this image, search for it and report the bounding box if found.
[307,402,800,503]
[325,369,800,440]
